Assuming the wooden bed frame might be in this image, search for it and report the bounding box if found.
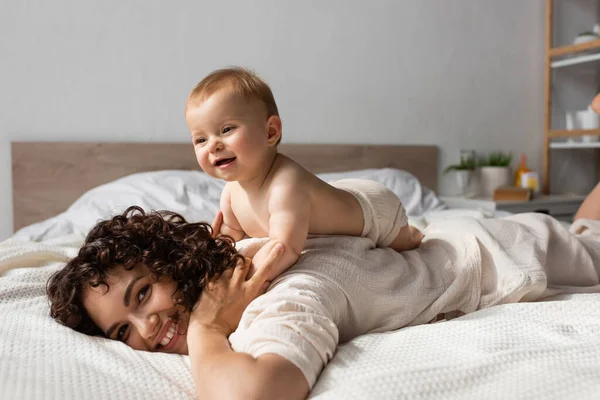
[11,142,438,232]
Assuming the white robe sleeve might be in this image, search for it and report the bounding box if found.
[228,274,342,388]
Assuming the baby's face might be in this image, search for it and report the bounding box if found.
[186,89,278,183]
[83,264,190,355]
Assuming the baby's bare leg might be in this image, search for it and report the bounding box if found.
[388,224,424,252]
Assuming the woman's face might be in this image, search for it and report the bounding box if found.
[83,264,190,355]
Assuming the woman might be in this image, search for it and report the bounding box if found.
[592,92,600,114]
[47,183,600,400]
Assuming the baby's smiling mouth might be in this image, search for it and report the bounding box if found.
[215,157,236,167]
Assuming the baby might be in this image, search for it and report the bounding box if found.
[185,67,424,280]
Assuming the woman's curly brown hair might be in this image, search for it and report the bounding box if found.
[47,206,244,336]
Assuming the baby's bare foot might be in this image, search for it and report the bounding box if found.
[390,225,423,252]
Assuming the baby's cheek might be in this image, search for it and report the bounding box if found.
[195,151,208,167]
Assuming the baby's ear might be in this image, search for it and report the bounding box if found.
[266,115,282,146]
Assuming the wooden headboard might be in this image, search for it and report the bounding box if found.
[11,142,438,231]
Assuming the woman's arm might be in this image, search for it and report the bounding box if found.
[188,325,308,400]
[188,241,309,400]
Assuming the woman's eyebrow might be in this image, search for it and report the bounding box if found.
[124,275,144,307]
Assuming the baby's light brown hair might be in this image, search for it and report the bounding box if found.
[186,67,279,118]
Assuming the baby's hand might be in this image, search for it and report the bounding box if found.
[211,211,224,238]
[211,210,245,241]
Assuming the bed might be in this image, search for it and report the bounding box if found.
[2,142,600,399]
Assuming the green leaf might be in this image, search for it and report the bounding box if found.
[443,156,477,174]
[479,151,512,167]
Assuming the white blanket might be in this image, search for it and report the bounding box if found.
[229,213,600,388]
[311,293,600,399]
[2,216,600,399]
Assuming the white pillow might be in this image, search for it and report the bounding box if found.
[13,170,224,242]
[12,168,445,242]
[318,168,446,216]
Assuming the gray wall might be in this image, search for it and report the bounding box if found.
[0,1,557,240]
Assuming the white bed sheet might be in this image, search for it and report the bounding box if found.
[1,237,599,400]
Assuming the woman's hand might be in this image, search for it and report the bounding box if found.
[189,240,284,337]
[186,239,308,400]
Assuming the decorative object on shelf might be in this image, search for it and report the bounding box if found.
[459,149,476,165]
[443,155,476,196]
[566,106,600,132]
[493,186,532,202]
[478,151,513,197]
[520,171,540,193]
[573,24,600,45]
[514,153,531,187]
[582,133,599,143]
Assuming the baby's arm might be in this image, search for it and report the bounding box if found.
[251,181,310,282]
[216,185,246,241]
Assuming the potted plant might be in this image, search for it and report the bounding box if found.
[444,156,477,196]
[574,24,600,44]
[478,151,513,196]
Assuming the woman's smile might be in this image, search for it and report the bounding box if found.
[156,319,181,351]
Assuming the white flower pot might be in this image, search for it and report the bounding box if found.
[574,34,599,45]
[454,170,472,196]
[480,166,511,197]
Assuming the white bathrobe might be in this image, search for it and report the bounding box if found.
[229,214,600,388]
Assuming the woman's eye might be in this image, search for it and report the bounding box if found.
[138,284,151,303]
[117,324,128,341]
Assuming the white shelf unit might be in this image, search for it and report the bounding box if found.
[550,141,600,149]
[551,52,600,68]
[543,1,600,193]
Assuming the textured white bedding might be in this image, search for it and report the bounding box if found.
[1,238,599,400]
[311,294,600,399]
[3,169,598,399]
